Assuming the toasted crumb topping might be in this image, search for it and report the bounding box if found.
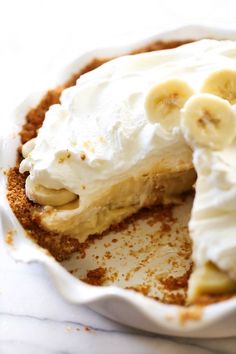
[58,151,71,163]
[80,152,86,160]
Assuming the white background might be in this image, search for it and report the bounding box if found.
[1,0,236,118]
[1,1,236,353]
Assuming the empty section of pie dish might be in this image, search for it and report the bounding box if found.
[1,25,236,337]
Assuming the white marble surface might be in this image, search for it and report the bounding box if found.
[1,0,236,352]
[2,246,236,354]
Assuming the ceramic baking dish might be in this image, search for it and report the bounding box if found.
[1,24,236,338]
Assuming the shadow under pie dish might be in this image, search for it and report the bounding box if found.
[3,26,236,337]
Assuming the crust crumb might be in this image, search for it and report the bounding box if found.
[126,285,151,296]
[84,326,92,332]
[158,266,192,291]
[5,230,15,246]
[192,293,235,305]
[179,306,203,324]
[82,267,107,286]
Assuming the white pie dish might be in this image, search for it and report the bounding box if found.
[1,24,236,338]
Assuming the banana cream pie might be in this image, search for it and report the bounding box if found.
[19,41,201,242]
[8,39,236,302]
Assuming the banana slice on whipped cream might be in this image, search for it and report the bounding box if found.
[145,79,194,130]
[201,69,236,104]
[181,93,236,150]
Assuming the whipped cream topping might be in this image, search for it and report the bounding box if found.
[188,141,236,280]
[20,39,236,208]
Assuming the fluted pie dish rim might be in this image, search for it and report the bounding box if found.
[1,24,236,337]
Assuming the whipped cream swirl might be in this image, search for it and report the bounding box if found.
[189,142,236,280]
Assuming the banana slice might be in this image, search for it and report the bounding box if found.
[22,138,36,158]
[181,93,236,150]
[188,262,236,303]
[145,79,194,130]
[25,177,77,207]
[201,69,236,104]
